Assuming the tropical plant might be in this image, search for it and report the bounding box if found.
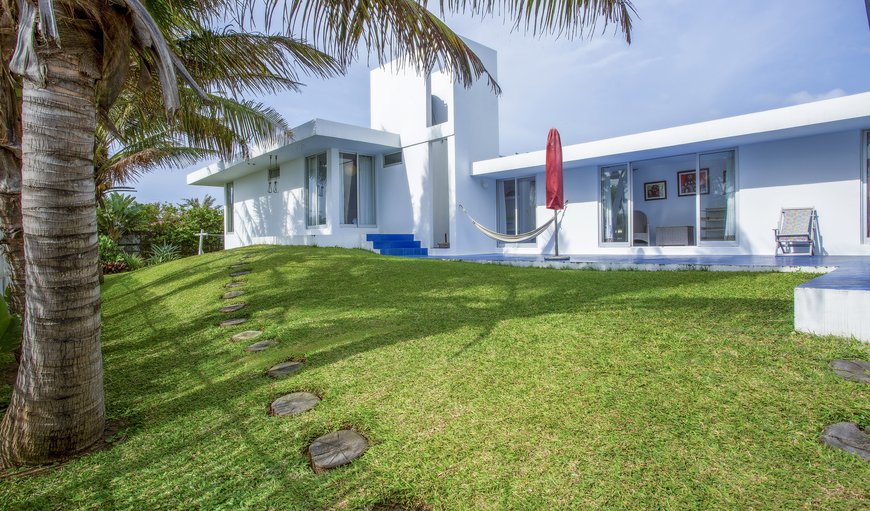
[148,242,181,265]
[0,0,634,467]
[96,193,146,242]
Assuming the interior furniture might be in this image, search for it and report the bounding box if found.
[656,226,695,246]
[701,207,727,241]
[633,210,650,245]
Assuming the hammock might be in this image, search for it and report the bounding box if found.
[459,204,559,243]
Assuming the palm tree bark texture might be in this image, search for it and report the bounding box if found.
[0,16,104,466]
[0,8,25,316]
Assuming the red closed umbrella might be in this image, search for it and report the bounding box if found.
[545,128,568,259]
[546,128,564,210]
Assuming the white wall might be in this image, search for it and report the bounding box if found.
[739,130,869,255]
[497,129,870,256]
[225,152,378,250]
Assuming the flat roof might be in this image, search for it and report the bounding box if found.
[473,92,870,177]
[187,119,401,186]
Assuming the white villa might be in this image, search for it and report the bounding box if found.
[188,41,870,343]
[188,41,870,259]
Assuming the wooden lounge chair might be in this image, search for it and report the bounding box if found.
[774,207,816,256]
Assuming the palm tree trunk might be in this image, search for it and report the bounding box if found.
[0,149,24,316]
[0,24,104,467]
[0,9,25,317]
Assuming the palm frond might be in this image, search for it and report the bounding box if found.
[241,0,635,93]
[174,30,343,96]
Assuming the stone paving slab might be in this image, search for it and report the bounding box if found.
[222,290,244,299]
[219,303,247,314]
[308,430,368,473]
[246,339,276,352]
[820,422,870,461]
[231,330,262,342]
[829,359,870,383]
[225,281,245,288]
[270,392,320,416]
[229,270,252,277]
[267,361,304,378]
[219,318,248,327]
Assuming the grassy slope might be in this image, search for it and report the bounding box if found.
[1,246,868,510]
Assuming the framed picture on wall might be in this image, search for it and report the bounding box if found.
[678,169,710,196]
[644,180,667,201]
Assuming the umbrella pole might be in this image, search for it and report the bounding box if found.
[554,209,559,256]
[545,209,569,261]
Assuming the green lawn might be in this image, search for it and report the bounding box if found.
[2,246,868,510]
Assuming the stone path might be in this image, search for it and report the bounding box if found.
[231,330,262,342]
[820,422,870,461]
[829,359,870,383]
[270,392,320,416]
[229,270,251,277]
[267,361,304,378]
[222,290,244,299]
[308,430,368,473]
[219,318,247,327]
[219,303,247,314]
[246,339,276,352]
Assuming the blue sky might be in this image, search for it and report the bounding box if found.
[134,0,870,204]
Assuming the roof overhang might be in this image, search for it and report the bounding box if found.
[187,119,401,186]
[473,92,870,178]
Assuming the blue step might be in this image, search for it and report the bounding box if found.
[372,240,421,250]
[379,247,429,257]
[366,233,414,243]
[367,233,428,258]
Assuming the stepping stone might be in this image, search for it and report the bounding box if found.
[228,263,248,269]
[829,359,870,383]
[229,270,251,277]
[222,290,244,299]
[219,318,248,327]
[269,392,320,416]
[219,303,247,313]
[246,339,276,352]
[267,361,304,378]
[225,281,245,288]
[820,422,870,461]
[231,330,262,342]
[308,430,368,473]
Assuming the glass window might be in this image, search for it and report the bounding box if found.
[600,165,629,243]
[865,131,869,240]
[224,182,234,233]
[700,150,736,242]
[341,153,376,226]
[384,151,402,167]
[306,153,327,227]
[497,176,536,242]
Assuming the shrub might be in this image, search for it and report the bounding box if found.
[148,243,181,265]
[121,253,145,271]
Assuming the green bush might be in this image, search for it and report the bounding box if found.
[99,234,123,263]
[148,243,181,265]
[121,253,145,271]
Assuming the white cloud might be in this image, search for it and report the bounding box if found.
[786,89,848,105]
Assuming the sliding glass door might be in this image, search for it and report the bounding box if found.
[600,165,630,244]
[340,153,376,227]
[496,176,536,243]
[306,153,327,227]
[699,150,736,243]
